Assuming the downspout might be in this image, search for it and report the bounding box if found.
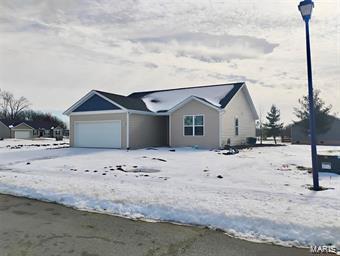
[168,114,171,147]
[218,109,226,149]
[219,111,222,148]
[126,112,130,149]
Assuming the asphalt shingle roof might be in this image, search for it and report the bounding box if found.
[95,90,151,112]
[0,119,61,130]
[74,82,244,114]
[128,82,244,112]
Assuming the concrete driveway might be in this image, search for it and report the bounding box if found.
[0,194,311,256]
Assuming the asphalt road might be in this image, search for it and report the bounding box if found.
[0,194,312,256]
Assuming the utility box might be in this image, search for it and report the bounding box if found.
[317,155,340,174]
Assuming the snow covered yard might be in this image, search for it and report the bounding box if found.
[0,139,339,248]
[0,138,69,152]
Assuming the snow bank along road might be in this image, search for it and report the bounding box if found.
[0,139,339,248]
[0,194,310,256]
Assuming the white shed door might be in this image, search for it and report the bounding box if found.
[74,121,121,148]
[15,131,31,139]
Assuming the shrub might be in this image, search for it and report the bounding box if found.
[246,137,257,145]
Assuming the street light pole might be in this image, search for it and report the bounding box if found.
[298,0,319,190]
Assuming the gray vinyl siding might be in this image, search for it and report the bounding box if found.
[69,113,128,148]
[170,100,220,149]
[0,122,10,138]
[129,114,168,149]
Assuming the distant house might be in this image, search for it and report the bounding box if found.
[0,120,65,139]
[291,116,340,146]
[64,82,259,149]
[0,120,12,139]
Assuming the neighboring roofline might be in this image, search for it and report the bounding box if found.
[128,82,245,98]
[12,122,35,130]
[240,84,259,120]
[52,126,63,129]
[292,115,339,126]
[63,90,128,116]
[0,120,9,129]
[167,96,222,114]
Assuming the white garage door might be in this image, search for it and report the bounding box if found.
[15,131,31,139]
[74,121,121,148]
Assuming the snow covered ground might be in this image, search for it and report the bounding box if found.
[0,139,339,248]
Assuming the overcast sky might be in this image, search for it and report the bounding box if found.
[0,0,339,124]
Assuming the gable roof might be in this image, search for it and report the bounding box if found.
[0,119,60,130]
[23,120,57,130]
[12,122,35,130]
[63,82,256,116]
[63,90,150,115]
[128,82,244,113]
[167,95,222,113]
[73,94,121,112]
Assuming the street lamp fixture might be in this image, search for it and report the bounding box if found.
[298,0,314,21]
[298,0,320,191]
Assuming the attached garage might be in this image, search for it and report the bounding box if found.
[74,121,121,148]
[14,130,31,139]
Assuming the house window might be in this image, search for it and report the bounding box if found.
[235,117,239,136]
[184,115,204,136]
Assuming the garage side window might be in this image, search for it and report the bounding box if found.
[235,117,239,136]
[184,115,204,136]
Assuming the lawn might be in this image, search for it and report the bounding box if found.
[0,138,339,247]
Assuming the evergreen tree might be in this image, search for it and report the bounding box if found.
[293,90,333,135]
[264,105,283,144]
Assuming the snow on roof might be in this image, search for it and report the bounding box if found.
[131,83,241,113]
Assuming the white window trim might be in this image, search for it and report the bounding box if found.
[183,114,205,137]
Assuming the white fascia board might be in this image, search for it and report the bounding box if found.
[168,96,222,114]
[127,110,159,116]
[69,110,127,116]
[63,90,128,116]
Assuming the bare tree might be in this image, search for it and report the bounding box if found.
[0,90,30,120]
